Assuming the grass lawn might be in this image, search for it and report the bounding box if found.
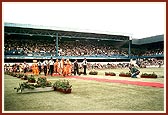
[3,67,165,112]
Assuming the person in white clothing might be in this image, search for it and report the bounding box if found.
[23,61,27,73]
[43,60,48,76]
[49,57,54,76]
[82,58,87,75]
[37,60,42,74]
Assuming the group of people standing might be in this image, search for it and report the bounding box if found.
[9,61,29,73]
[31,57,87,77]
[6,58,141,78]
[52,58,72,77]
[73,58,87,75]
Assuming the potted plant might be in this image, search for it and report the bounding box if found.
[46,81,52,87]
[17,74,24,78]
[21,74,28,80]
[14,82,35,93]
[60,80,72,93]
[119,72,131,77]
[37,76,52,88]
[141,72,157,78]
[105,72,116,76]
[52,80,61,91]
[14,81,53,93]
[52,79,72,94]
[89,70,98,75]
[28,75,36,83]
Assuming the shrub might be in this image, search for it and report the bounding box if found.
[141,72,157,78]
[89,70,98,75]
[23,74,28,80]
[119,72,131,77]
[17,74,24,78]
[14,82,35,93]
[105,72,116,76]
[28,75,36,83]
[53,79,72,92]
[37,76,52,87]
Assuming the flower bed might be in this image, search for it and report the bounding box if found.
[28,75,36,83]
[105,72,116,76]
[21,74,28,80]
[54,88,72,94]
[141,73,157,78]
[17,74,24,78]
[14,76,53,93]
[14,82,53,93]
[4,71,28,80]
[53,79,72,94]
[89,70,98,75]
[37,76,52,87]
[119,72,131,77]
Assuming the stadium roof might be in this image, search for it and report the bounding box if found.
[4,22,129,41]
[132,35,164,45]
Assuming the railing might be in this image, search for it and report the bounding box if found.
[4,55,130,59]
[4,53,164,59]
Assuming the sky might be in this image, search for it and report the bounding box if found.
[3,2,165,39]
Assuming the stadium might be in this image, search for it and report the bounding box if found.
[3,22,165,112]
[4,23,164,64]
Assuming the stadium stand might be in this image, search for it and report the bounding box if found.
[4,23,164,69]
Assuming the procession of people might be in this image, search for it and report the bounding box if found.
[5,57,89,77]
[31,57,75,77]
[6,57,142,79]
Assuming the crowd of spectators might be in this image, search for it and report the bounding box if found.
[141,49,164,56]
[4,38,56,56]
[4,38,129,57]
[131,48,164,57]
[4,37,163,57]
[59,40,128,57]
[137,58,164,68]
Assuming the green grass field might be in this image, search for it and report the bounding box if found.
[3,67,165,112]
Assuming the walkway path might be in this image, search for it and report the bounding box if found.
[66,76,164,88]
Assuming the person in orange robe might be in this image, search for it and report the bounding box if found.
[32,63,39,76]
[54,59,60,74]
[63,62,67,77]
[35,64,39,75]
[60,58,65,76]
[31,64,35,74]
[65,59,72,76]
